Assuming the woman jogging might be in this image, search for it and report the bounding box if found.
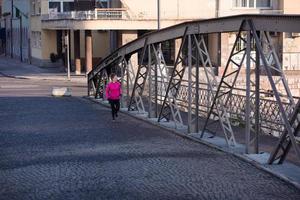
[106,73,122,121]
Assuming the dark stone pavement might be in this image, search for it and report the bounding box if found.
[1,61,300,199]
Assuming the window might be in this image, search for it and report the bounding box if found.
[233,0,271,8]
[63,2,74,12]
[96,0,108,8]
[32,31,41,49]
[233,0,247,7]
[49,2,61,13]
[249,0,255,7]
[161,40,175,66]
[256,0,271,7]
[31,0,41,15]
[31,0,36,15]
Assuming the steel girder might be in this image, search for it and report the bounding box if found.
[128,39,149,113]
[148,44,159,118]
[118,56,136,108]
[193,34,236,146]
[157,28,188,125]
[201,22,247,146]
[245,29,260,154]
[187,35,200,133]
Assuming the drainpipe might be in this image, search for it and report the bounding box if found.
[215,0,219,18]
[216,0,221,74]
[157,0,160,30]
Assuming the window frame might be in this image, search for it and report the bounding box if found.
[232,0,272,9]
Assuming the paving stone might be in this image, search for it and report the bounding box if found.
[0,96,300,200]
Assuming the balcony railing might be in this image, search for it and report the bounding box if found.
[42,8,129,21]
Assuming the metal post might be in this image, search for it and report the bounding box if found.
[154,54,158,118]
[187,35,193,133]
[120,59,126,108]
[11,0,14,58]
[245,30,251,154]
[4,17,7,56]
[148,45,153,118]
[19,16,22,62]
[65,30,71,81]
[126,58,130,103]
[254,31,260,154]
[195,42,200,133]
[28,2,32,64]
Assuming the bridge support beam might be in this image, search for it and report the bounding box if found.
[187,35,199,133]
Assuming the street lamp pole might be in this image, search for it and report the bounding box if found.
[157,0,160,30]
[11,0,14,58]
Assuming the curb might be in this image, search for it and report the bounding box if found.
[0,72,87,83]
[84,96,300,191]
[0,72,28,79]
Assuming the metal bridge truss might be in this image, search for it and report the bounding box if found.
[156,28,188,126]
[194,34,237,146]
[127,39,149,113]
[200,25,247,147]
[87,15,300,164]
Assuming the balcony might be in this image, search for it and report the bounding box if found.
[41,8,188,31]
[42,8,130,21]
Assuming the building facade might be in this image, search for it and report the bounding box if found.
[32,0,217,74]
[1,0,300,92]
[1,0,30,61]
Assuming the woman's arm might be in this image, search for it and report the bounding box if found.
[105,84,110,99]
[119,83,122,96]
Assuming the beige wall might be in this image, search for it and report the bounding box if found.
[93,31,110,60]
[121,30,138,45]
[42,30,57,60]
[30,15,42,60]
[282,0,300,71]
[121,0,216,20]
[41,0,49,14]
[208,33,220,67]
[283,0,300,14]
[121,30,138,68]
[76,30,110,60]
[30,0,51,63]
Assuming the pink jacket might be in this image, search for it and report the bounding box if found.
[106,82,122,100]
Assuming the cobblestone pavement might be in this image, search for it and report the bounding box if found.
[1,76,300,200]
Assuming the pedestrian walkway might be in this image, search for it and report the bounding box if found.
[1,59,300,199]
[0,56,86,84]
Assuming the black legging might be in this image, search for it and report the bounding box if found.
[109,99,120,119]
